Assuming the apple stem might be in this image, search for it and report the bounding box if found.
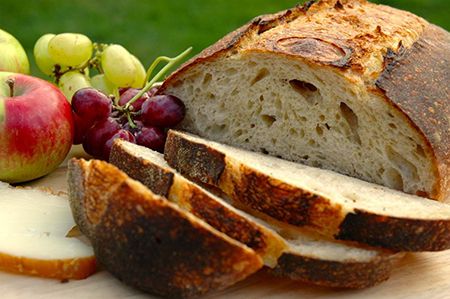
[6,78,15,97]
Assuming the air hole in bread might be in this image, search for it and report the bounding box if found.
[339,102,361,145]
[207,92,216,99]
[261,147,269,154]
[233,129,244,137]
[319,114,325,121]
[251,68,270,86]
[208,124,227,135]
[415,144,425,157]
[289,79,321,105]
[388,123,397,129]
[289,128,298,136]
[299,129,305,138]
[226,68,238,75]
[386,145,419,181]
[202,73,212,86]
[261,114,277,128]
[383,167,404,190]
[316,125,324,136]
[312,160,323,167]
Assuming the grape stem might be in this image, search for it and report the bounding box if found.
[124,47,192,114]
[144,56,172,84]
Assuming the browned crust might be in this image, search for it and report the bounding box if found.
[165,130,343,235]
[375,24,450,201]
[337,209,450,251]
[164,130,450,252]
[110,140,285,264]
[68,159,262,298]
[271,252,401,289]
[158,0,448,201]
[109,142,174,197]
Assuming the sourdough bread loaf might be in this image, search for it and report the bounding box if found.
[158,0,450,201]
[68,159,262,298]
[110,139,400,289]
[164,130,450,251]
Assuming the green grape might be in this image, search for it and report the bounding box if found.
[130,55,146,88]
[101,44,136,87]
[33,34,56,76]
[91,74,118,97]
[48,33,93,67]
[59,71,91,102]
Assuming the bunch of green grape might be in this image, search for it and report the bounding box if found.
[33,33,146,101]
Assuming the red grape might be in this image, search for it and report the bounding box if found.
[148,86,159,97]
[72,88,112,124]
[140,95,185,127]
[83,118,121,159]
[72,112,93,145]
[104,129,136,161]
[135,126,166,152]
[118,88,149,111]
[118,87,129,95]
[122,120,143,134]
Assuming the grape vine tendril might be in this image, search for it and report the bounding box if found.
[123,47,192,128]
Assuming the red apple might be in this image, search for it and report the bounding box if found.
[0,29,29,74]
[0,72,73,183]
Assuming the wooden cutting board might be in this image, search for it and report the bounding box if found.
[2,148,450,299]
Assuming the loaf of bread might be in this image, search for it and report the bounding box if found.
[158,0,449,201]
[164,130,450,252]
[110,139,400,289]
[68,159,262,298]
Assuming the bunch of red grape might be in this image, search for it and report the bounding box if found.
[72,87,185,160]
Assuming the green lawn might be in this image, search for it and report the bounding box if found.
[0,0,448,77]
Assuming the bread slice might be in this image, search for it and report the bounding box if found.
[110,139,286,268]
[110,139,400,288]
[0,182,96,280]
[164,130,450,252]
[67,158,262,298]
[158,0,449,201]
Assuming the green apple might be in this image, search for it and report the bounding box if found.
[0,29,30,74]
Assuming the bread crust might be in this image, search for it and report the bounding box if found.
[272,252,401,289]
[112,140,400,288]
[164,130,450,251]
[375,24,450,201]
[110,140,286,267]
[159,0,449,201]
[68,159,262,298]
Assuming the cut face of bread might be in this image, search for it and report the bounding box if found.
[164,130,450,252]
[67,159,262,298]
[159,0,449,201]
[0,183,95,280]
[110,139,400,288]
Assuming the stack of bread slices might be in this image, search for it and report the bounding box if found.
[67,0,449,298]
[68,130,450,298]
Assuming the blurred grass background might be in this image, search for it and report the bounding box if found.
[0,0,448,77]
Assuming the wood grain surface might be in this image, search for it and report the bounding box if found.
[2,147,450,299]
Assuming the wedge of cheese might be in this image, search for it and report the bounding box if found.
[0,182,96,280]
